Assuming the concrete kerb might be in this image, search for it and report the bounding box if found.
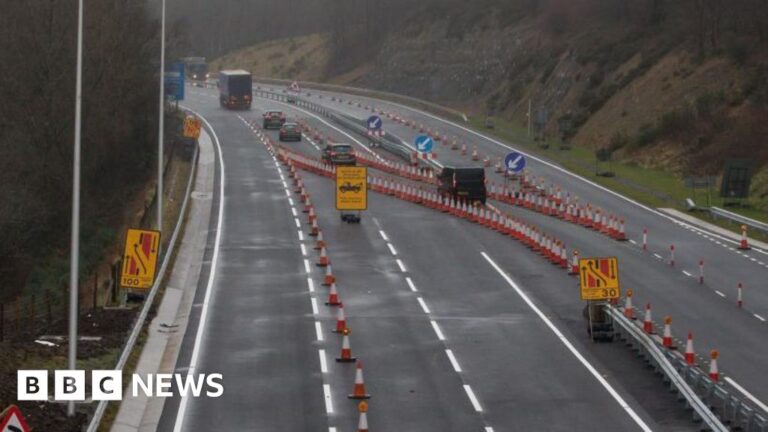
[110,128,216,432]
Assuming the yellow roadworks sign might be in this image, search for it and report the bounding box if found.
[336,166,368,211]
[579,257,620,301]
[120,228,161,290]
[183,115,202,139]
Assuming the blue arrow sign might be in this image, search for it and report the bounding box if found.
[367,115,382,130]
[504,152,526,172]
[415,135,434,153]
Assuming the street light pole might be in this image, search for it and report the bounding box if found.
[68,0,85,417]
[157,0,166,234]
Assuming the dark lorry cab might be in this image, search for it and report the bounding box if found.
[437,167,487,204]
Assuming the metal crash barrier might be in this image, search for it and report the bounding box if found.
[605,304,768,432]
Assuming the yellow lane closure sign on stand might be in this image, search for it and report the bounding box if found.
[183,115,202,139]
[120,228,161,290]
[578,257,620,301]
[336,166,368,211]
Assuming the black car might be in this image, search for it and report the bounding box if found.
[339,182,362,193]
[263,110,286,129]
[279,122,302,142]
[322,143,356,166]
[437,166,487,204]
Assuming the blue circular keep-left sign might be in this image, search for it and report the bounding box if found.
[415,135,434,153]
[504,152,526,173]
[367,115,382,130]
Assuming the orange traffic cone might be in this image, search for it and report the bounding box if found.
[309,219,319,237]
[569,250,580,275]
[616,219,627,241]
[685,332,695,365]
[308,206,317,224]
[558,243,568,268]
[624,289,634,319]
[333,303,347,333]
[304,196,313,213]
[336,328,356,362]
[321,266,335,287]
[739,225,750,250]
[348,361,371,399]
[326,283,341,306]
[357,401,369,432]
[709,350,719,382]
[643,303,653,334]
[662,316,674,348]
[317,247,330,267]
[314,230,326,250]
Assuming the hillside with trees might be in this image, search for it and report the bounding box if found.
[0,1,161,300]
[209,0,768,207]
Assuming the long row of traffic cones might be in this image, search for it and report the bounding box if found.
[256,124,373,431]
[622,291,720,382]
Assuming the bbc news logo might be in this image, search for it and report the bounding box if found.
[17,370,223,401]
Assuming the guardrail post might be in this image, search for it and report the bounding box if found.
[29,294,35,331]
[46,289,52,327]
[92,273,98,311]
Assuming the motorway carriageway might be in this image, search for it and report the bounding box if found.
[152,88,686,431]
[245,84,768,407]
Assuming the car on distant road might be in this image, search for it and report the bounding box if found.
[263,110,286,129]
[322,143,356,166]
[278,122,302,142]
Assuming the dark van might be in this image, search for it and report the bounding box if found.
[437,167,487,204]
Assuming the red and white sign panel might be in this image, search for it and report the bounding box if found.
[1,405,31,432]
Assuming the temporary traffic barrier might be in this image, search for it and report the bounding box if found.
[315,230,326,250]
[357,401,369,432]
[642,228,648,251]
[737,282,743,308]
[709,350,719,382]
[337,328,357,362]
[624,289,634,319]
[309,219,319,237]
[643,303,653,334]
[699,260,704,284]
[685,332,696,365]
[569,250,580,275]
[317,247,330,267]
[669,244,675,267]
[739,225,750,250]
[323,264,336,286]
[333,303,347,333]
[348,361,371,399]
[326,282,341,306]
[662,316,674,348]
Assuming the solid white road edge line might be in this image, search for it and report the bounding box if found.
[481,251,653,432]
[173,109,225,432]
[724,377,768,414]
[374,96,766,255]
